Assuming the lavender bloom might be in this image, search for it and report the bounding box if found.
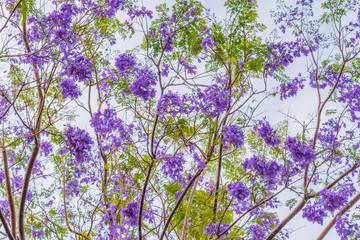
[128,6,153,20]
[222,125,244,149]
[253,120,281,147]
[121,202,139,226]
[161,153,185,182]
[90,108,131,150]
[284,137,316,168]
[115,53,136,77]
[201,37,215,51]
[157,92,184,116]
[204,222,229,237]
[335,214,359,240]
[279,75,305,100]
[196,85,231,118]
[128,68,156,101]
[227,181,250,201]
[59,79,82,99]
[62,56,93,83]
[61,125,94,163]
[178,58,197,75]
[242,155,282,180]
[302,202,327,224]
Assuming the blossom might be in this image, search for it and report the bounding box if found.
[59,79,82,99]
[157,92,184,116]
[60,125,94,163]
[161,153,186,182]
[204,222,229,237]
[196,85,231,118]
[115,53,136,77]
[222,125,244,149]
[62,56,93,83]
[284,137,316,168]
[227,181,250,201]
[121,202,139,226]
[242,155,282,180]
[128,68,156,101]
[253,120,281,147]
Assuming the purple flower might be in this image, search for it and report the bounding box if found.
[279,75,305,100]
[121,202,139,226]
[196,85,231,118]
[161,153,185,182]
[62,56,93,83]
[115,53,136,77]
[128,68,156,101]
[227,181,250,201]
[204,222,229,237]
[242,155,282,180]
[222,125,244,149]
[284,137,316,168]
[302,202,327,224]
[61,125,94,163]
[59,79,82,99]
[335,214,359,240]
[253,120,281,147]
[178,58,197,75]
[157,92,184,116]
[90,108,131,149]
[201,37,214,51]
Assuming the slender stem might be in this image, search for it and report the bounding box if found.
[138,160,155,239]
[180,177,200,240]
[265,197,307,240]
[0,207,15,240]
[159,169,203,240]
[0,141,16,237]
[18,20,45,240]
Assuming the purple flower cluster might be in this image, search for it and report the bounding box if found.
[128,68,157,101]
[284,137,316,168]
[62,56,93,83]
[242,155,282,180]
[222,125,244,149]
[90,108,131,151]
[103,0,125,18]
[204,222,229,237]
[178,58,197,75]
[253,120,281,147]
[279,75,306,100]
[302,202,327,224]
[227,181,250,202]
[115,53,136,77]
[121,202,139,226]
[339,84,360,126]
[303,184,354,225]
[59,79,82,100]
[157,92,185,116]
[161,153,186,182]
[60,125,94,163]
[196,85,231,118]
[200,37,215,51]
[335,214,360,240]
[128,6,153,20]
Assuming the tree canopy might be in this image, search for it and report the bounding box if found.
[0,0,360,239]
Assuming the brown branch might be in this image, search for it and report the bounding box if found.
[18,20,45,240]
[159,169,204,240]
[0,207,15,240]
[0,0,24,33]
[0,140,16,237]
[138,160,155,239]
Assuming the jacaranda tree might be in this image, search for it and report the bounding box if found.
[0,0,360,239]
